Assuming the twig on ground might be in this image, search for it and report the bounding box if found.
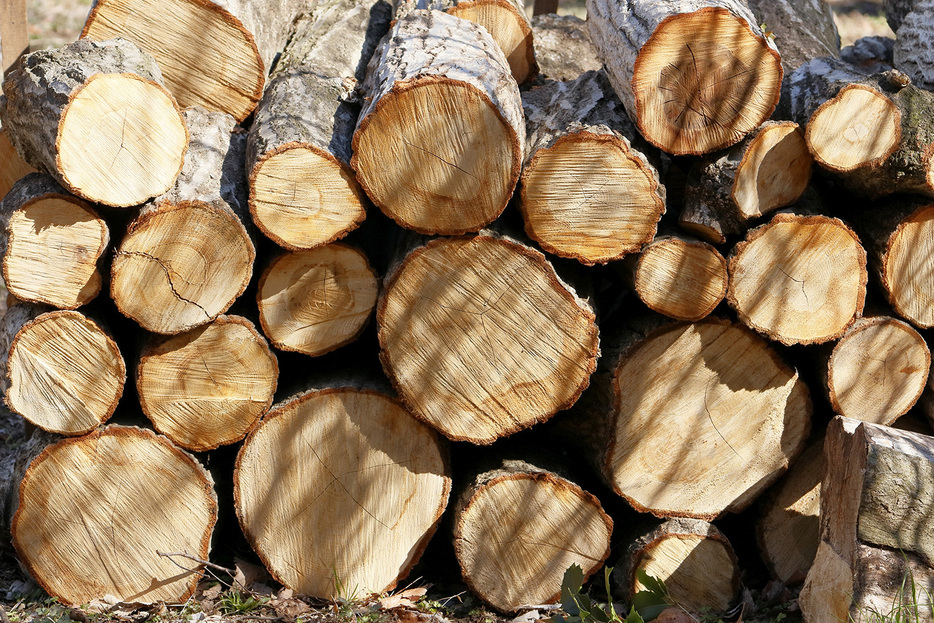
[157,551,237,576]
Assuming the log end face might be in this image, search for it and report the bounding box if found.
[634,238,727,321]
[884,204,934,328]
[733,122,812,219]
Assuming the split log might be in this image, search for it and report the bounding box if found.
[110,107,255,334]
[246,0,391,250]
[351,10,525,235]
[622,519,740,612]
[678,121,812,244]
[0,173,109,309]
[727,212,867,346]
[234,386,451,599]
[585,0,783,155]
[137,315,278,453]
[452,460,613,613]
[520,70,665,264]
[393,0,536,84]
[0,38,188,208]
[0,303,125,436]
[579,316,811,519]
[7,425,217,605]
[0,127,35,200]
[529,14,601,83]
[621,234,728,322]
[378,233,599,444]
[841,36,895,73]
[744,0,840,73]
[800,416,934,623]
[81,0,313,121]
[892,0,934,92]
[257,243,379,356]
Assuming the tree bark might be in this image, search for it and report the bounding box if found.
[529,14,601,83]
[0,303,125,436]
[110,107,255,334]
[892,0,934,92]
[451,459,612,613]
[0,127,35,201]
[351,10,524,235]
[7,425,217,605]
[0,173,109,309]
[519,69,665,264]
[378,232,599,444]
[82,0,315,121]
[257,243,379,356]
[137,315,279,453]
[841,36,895,73]
[678,121,812,244]
[745,0,840,73]
[884,0,918,31]
[234,386,451,599]
[585,0,782,155]
[727,212,867,346]
[0,38,188,208]
[246,0,391,250]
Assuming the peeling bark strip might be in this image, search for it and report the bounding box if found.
[234,387,451,599]
[585,0,782,155]
[530,14,602,83]
[82,0,314,121]
[452,460,613,613]
[247,0,391,251]
[745,0,840,73]
[352,10,524,235]
[679,121,812,244]
[378,233,599,444]
[0,38,188,208]
[0,173,109,310]
[110,107,255,334]
[520,69,665,265]
[9,426,217,606]
[0,304,125,436]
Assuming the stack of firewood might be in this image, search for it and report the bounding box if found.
[3,0,934,619]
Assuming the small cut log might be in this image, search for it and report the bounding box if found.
[841,36,895,73]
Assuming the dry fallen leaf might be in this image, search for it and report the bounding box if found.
[379,587,428,610]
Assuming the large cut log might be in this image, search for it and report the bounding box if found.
[351,10,525,235]
[0,173,109,309]
[678,121,812,244]
[0,304,125,436]
[744,0,840,73]
[7,425,217,605]
[585,0,783,155]
[452,459,612,613]
[800,416,934,623]
[378,233,599,444]
[621,234,728,322]
[892,0,934,92]
[81,0,313,121]
[137,315,278,453]
[0,127,35,200]
[577,316,811,519]
[727,212,867,346]
[234,386,451,599]
[246,0,390,250]
[110,107,255,334]
[520,70,665,264]
[257,243,379,356]
[529,14,601,83]
[0,38,188,208]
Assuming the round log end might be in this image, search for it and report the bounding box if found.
[447,0,537,83]
[883,203,934,328]
[633,237,727,322]
[732,122,812,218]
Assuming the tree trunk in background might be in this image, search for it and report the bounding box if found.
[529,14,601,83]
[745,0,840,73]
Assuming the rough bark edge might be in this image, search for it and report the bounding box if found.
[11,425,218,606]
[447,0,538,83]
[726,212,868,346]
[880,204,934,327]
[232,386,453,595]
[377,233,600,444]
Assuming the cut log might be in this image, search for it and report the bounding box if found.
[585,0,783,155]
[841,36,895,73]
[727,212,867,346]
[452,459,613,613]
[0,303,125,436]
[893,0,934,92]
[246,0,391,250]
[800,416,934,623]
[678,121,812,244]
[351,10,525,235]
[744,0,840,73]
[234,387,451,599]
[520,70,665,264]
[110,107,255,334]
[622,234,728,322]
[0,173,109,309]
[0,127,35,200]
[0,38,188,208]
[884,0,918,31]
[8,425,217,605]
[137,315,278,453]
[81,0,313,121]
[623,519,740,613]
[393,0,536,83]
[529,14,602,83]
[378,233,599,444]
[257,243,378,356]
